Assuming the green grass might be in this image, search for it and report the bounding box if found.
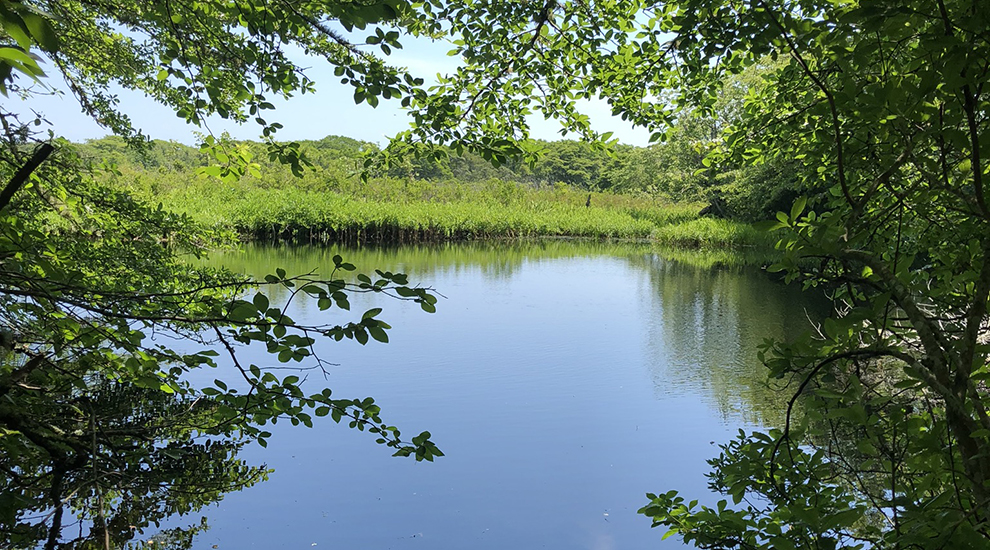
[649,243,783,268]
[651,217,777,249]
[170,188,657,241]
[123,172,774,250]
[88,136,778,251]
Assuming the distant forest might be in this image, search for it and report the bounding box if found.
[78,134,645,189]
[76,134,808,222]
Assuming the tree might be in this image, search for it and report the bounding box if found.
[0,142,443,548]
[395,0,990,547]
[7,0,990,549]
[531,139,614,190]
[630,2,990,548]
[1,1,447,548]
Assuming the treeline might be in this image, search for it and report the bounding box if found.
[77,62,812,249]
[77,134,778,249]
[78,117,811,225]
[77,134,624,194]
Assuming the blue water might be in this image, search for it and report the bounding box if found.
[184,242,821,550]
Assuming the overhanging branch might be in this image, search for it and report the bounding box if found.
[0,143,54,212]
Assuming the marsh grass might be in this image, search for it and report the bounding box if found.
[132,173,772,249]
[651,217,777,249]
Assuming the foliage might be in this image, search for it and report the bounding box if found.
[76,135,733,246]
[0,143,443,548]
[528,139,616,190]
[1,376,266,550]
[0,1,459,548]
[183,188,664,241]
[651,217,776,250]
[604,0,990,548]
[362,0,989,546]
[714,158,809,223]
[78,134,676,196]
[100,167,710,246]
[9,0,986,548]
[608,135,709,202]
[600,62,818,222]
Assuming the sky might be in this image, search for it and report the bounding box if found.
[26,35,654,148]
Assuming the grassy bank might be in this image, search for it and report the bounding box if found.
[84,135,780,251]
[99,154,771,249]
[182,189,663,241]
[651,217,778,249]
[158,184,770,249]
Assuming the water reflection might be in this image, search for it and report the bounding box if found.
[633,254,829,426]
[204,239,655,281]
[208,240,824,427]
[10,239,825,549]
[2,378,264,550]
[179,240,825,550]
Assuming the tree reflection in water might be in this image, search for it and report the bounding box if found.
[1,376,266,550]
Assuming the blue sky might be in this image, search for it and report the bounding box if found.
[27,35,653,147]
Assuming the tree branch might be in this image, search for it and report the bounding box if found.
[0,143,54,212]
[755,0,854,211]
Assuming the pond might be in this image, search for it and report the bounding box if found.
[186,240,824,549]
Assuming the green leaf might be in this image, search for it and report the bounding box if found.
[301,284,323,295]
[369,326,388,343]
[0,46,44,80]
[789,196,807,221]
[21,13,58,52]
[0,14,31,50]
[855,439,876,455]
[253,293,270,313]
[752,219,787,232]
[362,307,382,320]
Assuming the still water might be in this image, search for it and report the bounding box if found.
[190,240,823,550]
